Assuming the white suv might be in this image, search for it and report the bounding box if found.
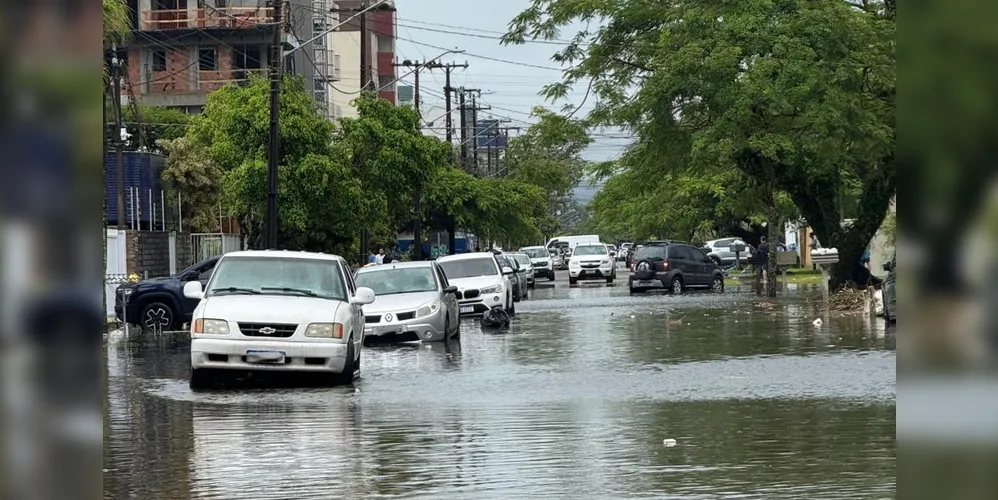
[568,244,616,285]
[436,252,516,316]
[183,250,375,390]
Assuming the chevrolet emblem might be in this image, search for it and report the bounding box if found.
[258,327,277,335]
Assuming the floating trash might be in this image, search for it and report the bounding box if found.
[663,438,678,447]
[812,318,823,327]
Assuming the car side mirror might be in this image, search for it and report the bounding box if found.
[444,285,458,294]
[352,287,376,305]
[183,281,204,300]
[502,266,514,275]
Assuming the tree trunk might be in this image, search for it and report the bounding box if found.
[447,221,457,255]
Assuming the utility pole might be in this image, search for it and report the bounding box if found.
[426,61,467,164]
[359,1,373,92]
[265,0,282,249]
[111,44,126,230]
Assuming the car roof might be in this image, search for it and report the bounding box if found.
[436,251,497,262]
[221,250,343,261]
[520,246,545,251]
[355,260,435,273]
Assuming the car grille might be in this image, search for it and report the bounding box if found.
[396,311,416,321]
[365,315,382,324]
[463,289,481,299]
[238,322,297,338]
[581,263,600,268]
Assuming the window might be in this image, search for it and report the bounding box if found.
[315,78,326,91]
[207,257,347,301]
[669,246,696,261]
[438,257,498,280]
[340,262,356,294]
[715,238,735,248]
[232,45,262,70]
[573,245,608,256]
[693,248,712,263]
[355,266,439,296]
[636,246,667,261]
[198,48,217,71]
[522,248,547,259]
[434,265,449,288]
[152,49,167,72]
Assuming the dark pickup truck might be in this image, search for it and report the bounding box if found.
[114,256,219,331]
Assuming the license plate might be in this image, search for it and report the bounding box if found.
[245,350,286,364]
[637,280,654,286]
[460,305,475,314]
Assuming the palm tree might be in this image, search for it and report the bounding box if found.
[103,0,131,81]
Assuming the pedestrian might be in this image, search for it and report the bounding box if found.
[810,232,821,250]
[383,250,394,264]
[758,236,771,283]
[376,248,385,265]
[367,249,377,265]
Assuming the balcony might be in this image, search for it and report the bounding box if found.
[377,52,394,76]
[141,7,274,31]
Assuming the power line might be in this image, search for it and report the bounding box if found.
[393,34,568,72]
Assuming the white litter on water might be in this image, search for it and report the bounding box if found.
[663,438,678,447]
[630,315,636,318]
[812,318,823,327]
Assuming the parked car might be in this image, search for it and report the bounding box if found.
[605,244,617,260]
[882,253,896,324]
[436,252,516,316]
[183,250,375,389]
[509,252,536,289]
[617,242,634,262]
[629,241,725,294]
[568,243,617,285]
[552,242,571,270]
[702,237,753,265]
[520,246,555,281]
[114,256,220,331]
[354,261,460,345]
[500,254,528,302]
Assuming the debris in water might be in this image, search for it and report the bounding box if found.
[630,315,636,318]
[812,318,823,327]
[663,438,678,447]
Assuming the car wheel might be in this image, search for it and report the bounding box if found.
[508,297,516,315]
[711,275,725,293]
[189,369,217,391]
[569,277,578,285]
[141,301,177,331]
[513,286,522,302]
[670,276,685,295]
[606,274,614,284]
[549,272,556,281]
[331,338,357,385]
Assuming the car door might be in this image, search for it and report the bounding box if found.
[691,246,715,286]
[712,238,734,261]
[339,261,363,344]
[668,245,696,284]
[434,264,459,326]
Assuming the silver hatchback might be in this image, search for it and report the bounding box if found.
[354,261,461,345]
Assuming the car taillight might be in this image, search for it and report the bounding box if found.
[663,259,670,271]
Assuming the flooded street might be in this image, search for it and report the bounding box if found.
[104,277,896,499]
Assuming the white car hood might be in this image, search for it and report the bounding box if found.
[364,291,439,315]
[448,275,502,291]
[572,256,607,265]
[200,295,344,323]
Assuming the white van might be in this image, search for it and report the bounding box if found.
[545,235,601,251]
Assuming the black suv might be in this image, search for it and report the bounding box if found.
[628,241,725,294]
[114,256,220,331]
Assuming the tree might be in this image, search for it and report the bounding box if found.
[336,95,451,242]
[504,0,895,290]
[159,136,225,233]
[171,75,367,251]
[125,105,191,152]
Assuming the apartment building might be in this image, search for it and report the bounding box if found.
[327,0,397,120]
[122,0,321,114]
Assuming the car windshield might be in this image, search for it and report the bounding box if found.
[522,248,548,259]
[207,257,346,300]
[512,254,532,267]
[355,266,438,295]
[573,245,607,256]
[438,257,498,279]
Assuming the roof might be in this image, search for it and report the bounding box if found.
[355,260,435,273]
[436,252,497,262]
[221,250,343,261]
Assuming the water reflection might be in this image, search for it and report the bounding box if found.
[105,284,895,499]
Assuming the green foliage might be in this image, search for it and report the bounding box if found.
[504,107,592,197]
[506,0,895,286]
[159,136,224,232]
[103,0,131,48]
[126,105,191,152]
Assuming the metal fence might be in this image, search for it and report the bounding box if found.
[191,233,243,265]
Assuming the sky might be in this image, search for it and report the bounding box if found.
[392,0,634,167]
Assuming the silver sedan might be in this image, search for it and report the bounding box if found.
[354,261,460,345]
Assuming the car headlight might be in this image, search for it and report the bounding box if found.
[192,318,229,335]
[416,300,441,318]
[602,259,611,265]
[480,284,503,294]
[569,260,580,268]
[305,322,344,338]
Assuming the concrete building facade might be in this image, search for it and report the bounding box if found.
[326,0,397,119]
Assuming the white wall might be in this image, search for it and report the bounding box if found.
[329,31,362,119]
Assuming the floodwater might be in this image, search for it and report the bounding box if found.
[103,277,896,499]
